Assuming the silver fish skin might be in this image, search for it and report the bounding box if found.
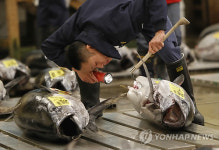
[0,80,6,100]
[195,31,219,61]
[0,57,30,81]
[14,88,89,141]
[127,76,195,129]
[35,67,78,92]
[13,86,125,141]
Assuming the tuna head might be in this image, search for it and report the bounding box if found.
[127,75,195,129]
[127,76,151,113]
[13,86,125,141]
[13,88,89,141]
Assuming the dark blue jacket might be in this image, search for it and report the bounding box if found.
[41,0,167,68]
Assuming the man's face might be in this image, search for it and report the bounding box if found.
[79,46,112,74]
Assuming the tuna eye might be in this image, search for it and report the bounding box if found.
[133,81,142,89]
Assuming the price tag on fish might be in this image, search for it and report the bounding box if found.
[213,32,219,39]
[48,96,70,107]
[169,83,185,99]
[2,59,18,67]
[49,69,65,80]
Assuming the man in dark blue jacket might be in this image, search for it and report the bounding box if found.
[41,0,204,125]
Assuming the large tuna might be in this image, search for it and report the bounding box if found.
[0,57,30,82]
[13,87,125,141]
[127,61,195,129]
[0,57,31,96]
[194,31,219,61]
[35,67,78,92]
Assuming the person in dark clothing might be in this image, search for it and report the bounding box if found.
[36,0,70,48]
[136,0,182,79]
[41,0,204,125]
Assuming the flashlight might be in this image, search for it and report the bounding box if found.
[93,71,113,84]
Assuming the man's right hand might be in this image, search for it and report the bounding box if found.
[148,30,165,54]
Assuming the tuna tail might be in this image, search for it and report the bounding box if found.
[3,75,27,100]
[4,75,26,90]
[86,93,126,132]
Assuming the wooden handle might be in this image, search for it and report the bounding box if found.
[130,17,190,73]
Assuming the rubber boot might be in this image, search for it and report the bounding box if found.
[154,56,169,80]
[166,54,204,126]
[76,74,100,110]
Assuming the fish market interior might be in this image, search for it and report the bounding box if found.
[0,0,219,149]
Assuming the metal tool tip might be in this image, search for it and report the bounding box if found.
[130,67,135,73]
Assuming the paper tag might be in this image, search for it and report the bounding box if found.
[2,59,18,67]
[48,96,70,107]
[169,83,185,99]
[213,32,219,39]
[155,80,160,84]
[49,69,65,79]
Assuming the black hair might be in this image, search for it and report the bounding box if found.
[66,41,86,70]
[66,41,92,70]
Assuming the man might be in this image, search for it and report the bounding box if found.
[167,0,182,45]
[137,0,182,79]
[41,0,204,125]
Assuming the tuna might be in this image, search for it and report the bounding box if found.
[0,57,30,82]
[194,31,219,61]
[34,67,78,92]
[13,86,125,141]
[20,50,50,76]
[127,61,195,129]
[0,57,31,96]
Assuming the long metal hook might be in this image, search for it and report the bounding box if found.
[136,52,154,103]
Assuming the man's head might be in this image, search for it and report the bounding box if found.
[67,41,112,72]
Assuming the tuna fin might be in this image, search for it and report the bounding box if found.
[86,119,99,132]
[4,75,27,94]
[88,93,126,119]
[39,85,59,94]
[86,93,126,132]
[172,74,184,85]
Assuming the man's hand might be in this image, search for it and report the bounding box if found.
[149,30,165,54]
[73,68,98,84]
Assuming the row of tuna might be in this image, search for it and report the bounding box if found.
[0,55,126,141]
[1,33,213,142]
